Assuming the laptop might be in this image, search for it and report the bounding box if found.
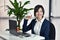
[9,20,30,37]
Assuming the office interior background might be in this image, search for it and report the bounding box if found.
[0,0,60,40]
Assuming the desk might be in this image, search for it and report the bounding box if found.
[0,30,45,40]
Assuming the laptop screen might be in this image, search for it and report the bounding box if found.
[9,20,17,31]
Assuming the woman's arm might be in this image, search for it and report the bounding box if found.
[22,15,32,33]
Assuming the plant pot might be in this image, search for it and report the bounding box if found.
[16,27,20,32]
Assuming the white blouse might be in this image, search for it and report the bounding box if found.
[34,17,45,35]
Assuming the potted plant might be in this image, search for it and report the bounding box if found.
[7,0,33,32]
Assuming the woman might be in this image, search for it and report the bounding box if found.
[22,5,55,40]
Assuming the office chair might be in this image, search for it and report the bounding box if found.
[49,23,56,40]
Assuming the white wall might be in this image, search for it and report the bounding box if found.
[52,0,60,17]
[51,0,60,40]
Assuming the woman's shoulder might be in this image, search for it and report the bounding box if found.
[44,19,54,26]
[44,19,51,23]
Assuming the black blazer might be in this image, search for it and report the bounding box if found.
[22,19,55,40]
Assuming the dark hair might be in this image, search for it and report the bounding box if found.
[34,5,45,16]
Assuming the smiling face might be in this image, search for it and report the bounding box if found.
[35,8,43,20]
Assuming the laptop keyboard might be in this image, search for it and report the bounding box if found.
[10,30,31,37]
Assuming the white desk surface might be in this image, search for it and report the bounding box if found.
[0,30,45,40]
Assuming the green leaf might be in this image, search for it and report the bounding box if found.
[28,8,33,10]
[14,0,17,3]
[7,5,12,10]
[14,0,18,8]
[9,0,15,8]
[19,1,22,7]
[22,1,30,7]
[8,10,12,16]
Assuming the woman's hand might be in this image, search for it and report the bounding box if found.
[25,15,32,20]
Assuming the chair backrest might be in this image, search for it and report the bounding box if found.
[49,23,56,40]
